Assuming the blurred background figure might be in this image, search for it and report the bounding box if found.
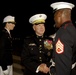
[0,15,15,75]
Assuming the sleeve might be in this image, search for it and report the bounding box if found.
[55,30,74,75]
[0,33,8,70]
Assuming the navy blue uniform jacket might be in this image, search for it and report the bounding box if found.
[21,35,53,75]
[0,29,13,70]
[54,21,76,75]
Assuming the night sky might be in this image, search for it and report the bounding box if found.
[0,0,76,38]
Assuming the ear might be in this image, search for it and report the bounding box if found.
[33,25,35,31]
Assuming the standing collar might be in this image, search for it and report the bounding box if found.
[4,28,10,34]
[36,35,43,38]
[61,21,72,27]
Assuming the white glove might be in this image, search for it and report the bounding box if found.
[50,59,55,68]
[3,69,9,75]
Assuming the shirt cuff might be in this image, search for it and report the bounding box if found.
[36,66,40,73]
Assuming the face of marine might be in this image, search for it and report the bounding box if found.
[33,23,45,36]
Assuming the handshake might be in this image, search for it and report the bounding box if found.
[38,63,50,74]
[38,63,56,75]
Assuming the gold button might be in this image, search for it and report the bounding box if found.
[39,57,42,59]
[39,39,42,41]
[39,51,42,53]
[40,60,42,62]
[39,45,42,47]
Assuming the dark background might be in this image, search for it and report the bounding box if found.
[0,0,76,38]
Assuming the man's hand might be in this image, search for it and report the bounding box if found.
[39,63,50,73]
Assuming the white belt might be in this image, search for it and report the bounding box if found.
[72,62,76,69]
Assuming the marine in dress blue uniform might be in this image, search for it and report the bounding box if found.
[21,14,54,75]
[50,2,76,75]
